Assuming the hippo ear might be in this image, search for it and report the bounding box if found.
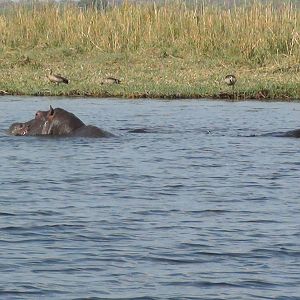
[46,105,55,120]
[49,105,54,115]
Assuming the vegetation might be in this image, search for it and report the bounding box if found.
[0,0,299,100]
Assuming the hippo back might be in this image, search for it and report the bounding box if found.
[71,125,114,138]
[42,108,85,135]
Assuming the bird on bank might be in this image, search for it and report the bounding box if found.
[224,74,237,91]
[47,69,69,85]
[100,77,121,85]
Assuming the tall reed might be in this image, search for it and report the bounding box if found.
[0,1,299,64]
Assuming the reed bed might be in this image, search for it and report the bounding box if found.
[0,1,299,99]
[0,1,299,61]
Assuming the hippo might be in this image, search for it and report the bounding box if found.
[268,129,300,138]
[257,129,300,138]
[280,129,300,138]
[9,106,114,138]
[38,106,113,137]
[38,106,85,135]
[8,118,44,136]
[8,122,28,136]
[35,109,49,121]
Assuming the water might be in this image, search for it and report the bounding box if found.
[0,96,299,300]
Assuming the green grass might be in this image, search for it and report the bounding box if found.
[0,1,299,100]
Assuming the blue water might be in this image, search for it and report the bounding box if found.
[0,96,300,300]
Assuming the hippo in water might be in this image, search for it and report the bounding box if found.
[8,118,44,136]
[267,129,300,138]
[36,106,85,135]
[39,106,114,137]
[8,122,29,136]
[8,106,114,138]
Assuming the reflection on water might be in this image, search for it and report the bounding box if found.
[0,97,300,299]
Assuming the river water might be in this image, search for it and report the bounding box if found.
[0,97,299,300]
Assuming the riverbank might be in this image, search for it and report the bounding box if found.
[0,2,299,100]
[1,49,299,100]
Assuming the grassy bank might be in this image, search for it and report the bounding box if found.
[0,1,299,100]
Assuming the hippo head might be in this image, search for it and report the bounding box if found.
[35,109,49,121]
[8,117,45,136]
[41,105,85,135]
[8,122,29,136]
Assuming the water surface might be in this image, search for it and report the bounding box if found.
[0,97,300,299]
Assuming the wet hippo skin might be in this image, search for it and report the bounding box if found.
[40,106,113,137]
[40,106,85,135]
[9,106,114,138]
[8,122,28,136]
[8,118,44,136]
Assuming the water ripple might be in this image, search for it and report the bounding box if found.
[0,98,300,299]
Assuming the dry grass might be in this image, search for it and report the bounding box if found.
[1,1,299,61]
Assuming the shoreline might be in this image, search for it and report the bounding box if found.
[1,50,299,102]
[0,89,299,102]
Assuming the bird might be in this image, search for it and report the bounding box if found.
[224,74,237,90]
[47,69,69,85]
[100,77,121,85]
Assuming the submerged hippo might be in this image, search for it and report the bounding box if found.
[258,129,300,138]
[280,129,300,138]
[8,122,28,136]
[9,106,114,138]
[37,106,85,135]
[8,118,44,136]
